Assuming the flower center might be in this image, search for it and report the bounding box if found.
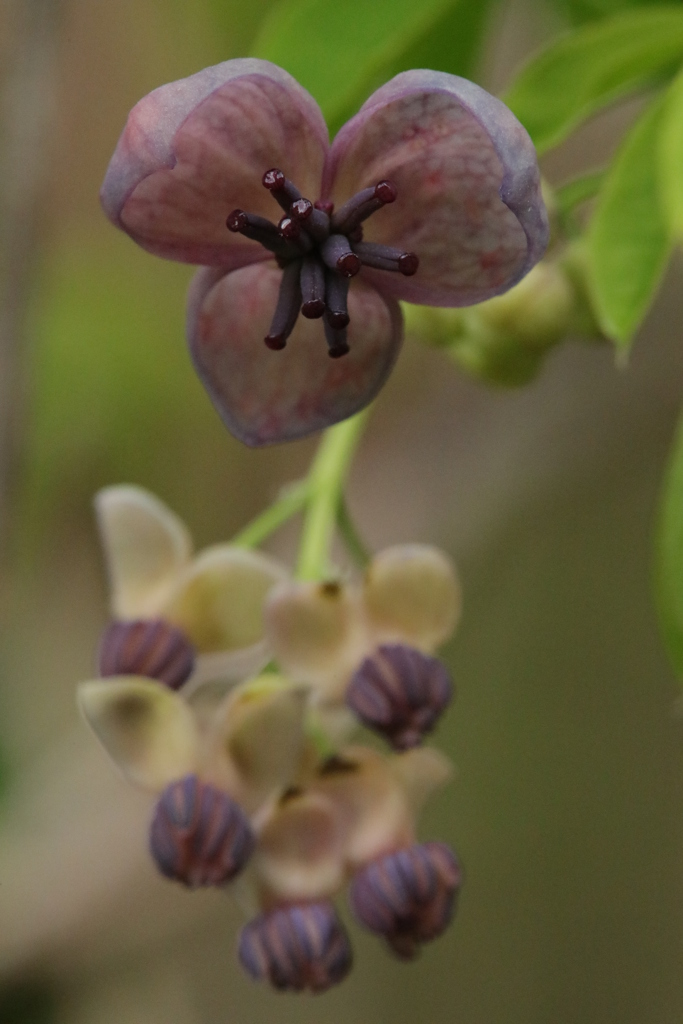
[227,168,419,358]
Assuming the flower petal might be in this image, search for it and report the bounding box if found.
[77,678,199,790]
[363,544,461,651]
[188,263,402,446]
[101,59,328,266]
[189,645,273,690]
[254,791,346,905]
[325,70,548,306]
[389,747,453,815]
[314,747,414,869]
[212,675,309,812]
[95,485,192,619]
[163,544,288,656]
[264,580,368,702]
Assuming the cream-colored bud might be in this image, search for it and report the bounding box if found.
[164,546,287,654]
[364,545,461,651]
[95,486,192,619]
[78,677,199,790]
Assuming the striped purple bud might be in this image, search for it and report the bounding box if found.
[98,618,195,690]
[346,644,452,749]
[150,775,254,887]
[349,842,461,959]
[238,902,353,993]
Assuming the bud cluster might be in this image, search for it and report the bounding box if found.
[80,488,465,994]
[404,248,604,387]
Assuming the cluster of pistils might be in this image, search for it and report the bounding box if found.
[347,644,452,750]
[98,618,196,690]
[350,842,461,959]
[150,774,255,887]
[226,168,418,358]
[238,902,353,993]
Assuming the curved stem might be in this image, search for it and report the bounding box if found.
[231,479,310,549]
[296,410,370,581]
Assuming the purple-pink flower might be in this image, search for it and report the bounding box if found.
[101,59,548,446]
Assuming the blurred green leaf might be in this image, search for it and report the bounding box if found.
[251,0,491,134]
[19,228,241,555]
[658,66,683,237]
[656,404,683,682]
[204,0,282,55]
[556,169,605,213]
[505,7,683,152]
[554,0,680,27]
[587,98,672,345]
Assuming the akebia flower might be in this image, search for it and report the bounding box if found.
[95,484,288,686]
[264,543,460,746]
[247,743,459,974]
[78,672,309,884]
[101,59,548,445]
[79,489,465,990]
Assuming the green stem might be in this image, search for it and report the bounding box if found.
[231,479,310,549]
[296,410,370,581]
[337,496,371,568]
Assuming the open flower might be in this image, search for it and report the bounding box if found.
[78,672,309,884]
[96,484,288,685]
[264,544,460,745]
[101,59,548,446]
[248,743,459,969]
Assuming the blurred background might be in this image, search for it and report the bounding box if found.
[2,0,683,1021]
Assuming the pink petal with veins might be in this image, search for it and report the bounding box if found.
[325,70,548,307]
[101,59,329,267]
[187,263,402,447]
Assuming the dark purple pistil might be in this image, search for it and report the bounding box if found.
[226,169,419,357]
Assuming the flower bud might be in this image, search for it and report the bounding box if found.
[238,902,352,993]
[98,619,195,690]
[150,775,254,887]
[349,842,461,959]
[449,262,575,386]
[473,262,573,346]
[347,644,452,749]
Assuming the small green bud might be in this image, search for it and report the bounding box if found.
[402,302,466,348]
[449,261,574,385]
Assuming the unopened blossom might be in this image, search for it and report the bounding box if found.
[264,544,460,745]
[102,59,548,446]
[350,840,461,959]
[96,485,288,685]
[238,902,353,993]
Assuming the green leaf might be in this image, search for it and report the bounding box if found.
[251,0,488,133]
[555,0,679,28]
[658,65,683,236]
[556,169,606,213]
[505,7,683,152]
[586,97,672,345]
[656,406,683,682]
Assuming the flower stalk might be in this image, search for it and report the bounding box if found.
[231,479,311,550]
[296,409,370,581]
